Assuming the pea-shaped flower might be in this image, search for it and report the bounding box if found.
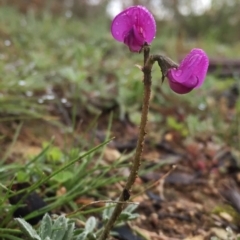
[111,5,156,52]
[167,48,209,94]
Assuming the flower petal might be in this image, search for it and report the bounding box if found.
[111,6,134,42]
[131,5,156,43]
[168,76,198,94]
[176,48,209,87]
[111,5,156,45]
[123,24,145,52]
[167,48,209,94]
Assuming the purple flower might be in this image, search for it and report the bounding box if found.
[111,5,156,52]
[167,48,209,94]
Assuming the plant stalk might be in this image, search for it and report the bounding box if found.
[99,46,153,240]
[99,48,178,239]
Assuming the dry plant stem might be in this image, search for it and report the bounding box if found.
[99,51,177,240]
[99,47,151,240]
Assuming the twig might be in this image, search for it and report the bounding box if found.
[67,200,139,217]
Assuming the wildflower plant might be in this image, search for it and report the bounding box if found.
[15,214,98,240]
[99,5,209,239]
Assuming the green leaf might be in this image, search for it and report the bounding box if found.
[51,215,68,240]
[102,203,115,221]
[123,204,138,213]
[15,218,41,240]
[51,171,74,183]
[118,212,139,221]
[42,143,63,162]
[63,222,75,240]
[16,170,30,182]
[87,232,97,240]
[39,214,52,239]
[85,217,97,233]
[75,232,87,240]
[43,237,52,240]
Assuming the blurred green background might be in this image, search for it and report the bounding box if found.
[0,0,239,147]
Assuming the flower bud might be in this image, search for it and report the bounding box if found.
[167,49,209,94]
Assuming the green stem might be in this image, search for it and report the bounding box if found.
[0,228,21,234]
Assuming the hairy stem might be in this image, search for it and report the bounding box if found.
[99,51,178,240]
[99,47,152,240]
